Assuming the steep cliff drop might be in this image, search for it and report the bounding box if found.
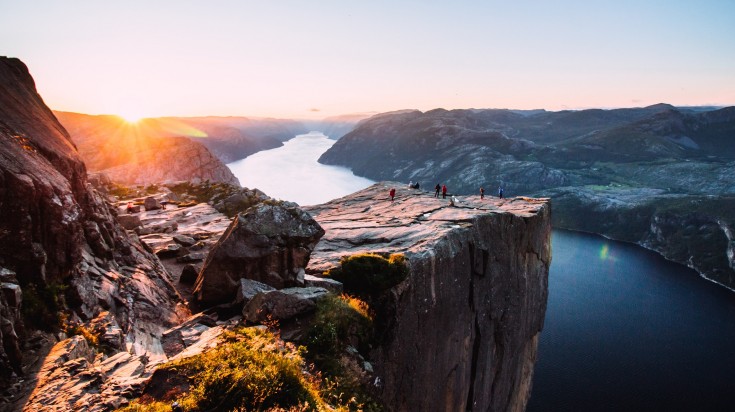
[0,57,186,409]
[306,183,551,412]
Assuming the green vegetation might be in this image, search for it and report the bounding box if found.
[120,327,335,412]
[306,294,373,356]
[304,295,382,412]
[327,253,408,296]
[107,183,138,199]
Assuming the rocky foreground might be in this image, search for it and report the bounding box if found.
[0,56,550,411]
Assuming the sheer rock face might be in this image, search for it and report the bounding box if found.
[193,203,325,307]
[306,182,551,412]
[0,57,185,387]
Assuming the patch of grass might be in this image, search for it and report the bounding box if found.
[120,327,341,412]
[327,253,408,296]
[107,183,138,200]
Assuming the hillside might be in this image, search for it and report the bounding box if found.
[319,105,735,289]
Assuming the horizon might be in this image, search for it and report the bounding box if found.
[2,1,734,119]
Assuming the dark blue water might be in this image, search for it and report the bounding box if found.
[528,230,735,412]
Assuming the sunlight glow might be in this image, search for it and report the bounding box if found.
[118,111,146,124]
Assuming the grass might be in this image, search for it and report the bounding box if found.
[119,327,347,412]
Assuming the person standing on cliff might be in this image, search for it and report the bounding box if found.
[442,184,447,199]
[389,187,396,201]
[480,187,485,199]
[498,186,504,199]
[435,183,441,198]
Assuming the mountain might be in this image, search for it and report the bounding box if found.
[54,112,240,186]
[319,105,735,290]
[55,112,309,167]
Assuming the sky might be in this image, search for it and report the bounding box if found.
[1,0,734,119]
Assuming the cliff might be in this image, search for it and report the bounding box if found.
[0,57,185,404]
[318,107,735,290]
[306,183,551,411]
[54,112,240,186]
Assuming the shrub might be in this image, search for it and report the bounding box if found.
[327,253,408,296]
[306,295,373,356]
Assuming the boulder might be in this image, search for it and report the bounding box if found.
[173,234,196,247]
[242,287,329,323]
[234,279,275,305]
[144,196,161,211]
[193,203,325,307]
[117,214,142,230]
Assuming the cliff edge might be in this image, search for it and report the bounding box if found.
[306,183,551,411]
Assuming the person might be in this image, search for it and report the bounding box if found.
[414,181,420,189]
[389,188,396,201]
[480,187,485,199]
[160,196,168,210]
[498,186,504,199]
[435,183,441,198]
[450,195,457,206]
[409,181,413,188]
[442,184,447,199]
[126,202,134,214]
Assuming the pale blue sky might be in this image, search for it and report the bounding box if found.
[1,0,733,118]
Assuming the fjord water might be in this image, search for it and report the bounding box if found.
[227,131,374,206]
[227,136,735,410]
[528,230,735,411]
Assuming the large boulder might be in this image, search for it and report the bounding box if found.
[193,203,325,307]
[144,196,161,211]
[242,287,329,323]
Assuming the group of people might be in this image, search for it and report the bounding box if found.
[389,181,505,202]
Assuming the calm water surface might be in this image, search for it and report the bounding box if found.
[227,132,374,206]
[529,230,735,411]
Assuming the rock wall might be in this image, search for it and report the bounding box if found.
[0,57,185,395]
[306,183,551,411]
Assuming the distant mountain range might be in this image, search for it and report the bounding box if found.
[319,104,735,290]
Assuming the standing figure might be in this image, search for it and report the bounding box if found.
[435,183,441,198]
[389,187,396,201]
[442,184,447,199]
[480,187,485,199]
[498,186,504,199]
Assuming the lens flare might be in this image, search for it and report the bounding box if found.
[600,244,609,260]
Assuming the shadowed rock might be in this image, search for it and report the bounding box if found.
[242,287,329,322]
[193,203,325,307]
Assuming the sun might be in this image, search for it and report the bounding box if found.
[118,110,147,124]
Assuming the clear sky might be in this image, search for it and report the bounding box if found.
[1,0,733,119]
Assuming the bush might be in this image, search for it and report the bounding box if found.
[306,295,373,356]
[327,253,408,296]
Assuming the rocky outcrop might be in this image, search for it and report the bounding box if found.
[0,57,186,408]
[193,202,325,307]
[306,182,551,411]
